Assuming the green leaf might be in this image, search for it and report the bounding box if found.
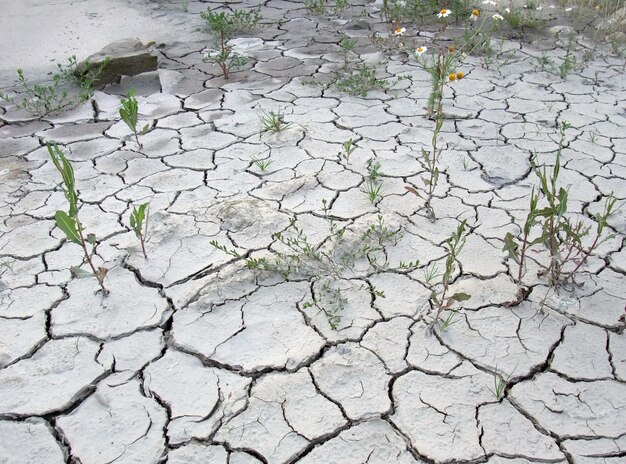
[502,232,520,263]
[55,210,81,244]
[449,292,471,302]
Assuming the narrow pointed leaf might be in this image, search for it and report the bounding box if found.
[55,210,81,244]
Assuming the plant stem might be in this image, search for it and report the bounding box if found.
[76,217,108,295]
[140,236,148,259]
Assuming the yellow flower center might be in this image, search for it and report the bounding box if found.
[472,9,480,16]
[441,9,448,14]
[448,73,456,81]
[456,71,465,79]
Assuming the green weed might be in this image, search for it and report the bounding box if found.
[119,88,148,149]
[504,121,619,304]
[129,203,150,259]
[429,220,471,330]
[259,109,291,133]
[0,56,108,117]
[212,202,419,329]
[201,9,260,78]
[251,156,273,171]
[48,144,108,295]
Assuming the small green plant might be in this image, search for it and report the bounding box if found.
[342,138,356,162]
[305,0,349,15]
[587,128,600,144]
[487,366,512,399]
[503,121,619,304]
[339,35,358,69]
[335,65,391,96]
[259,109,291,133]
[0,259,15,272]
[428,220,471,331]
[500,5,540,33]
[48,144,108,295]
[251,156,273,171]
[558,54,580,78]
[129,203,150,259]
[119,88,148,149]
[533,52,555,72]
[181,0,189,12]
[0,56,108,117]
[201,9,260,78]
[363,158,383,205]
[212,202,419,329]
[438,309,459,331]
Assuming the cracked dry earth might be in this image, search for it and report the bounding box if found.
[1,1,626,463]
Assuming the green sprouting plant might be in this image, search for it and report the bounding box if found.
[202,8,261,36]
[336,65,391,96]
[342,138,356,162]
[305,0,328,14]
[48,144,108,295]
[503,121,619,302]
[558,54,580,79]
[251,156,273,171]
[119,88,148,149]
[500,5,540,33]
[0,56,108,117]
[459,155,470,171]
[364,180,383,205]
[423,263,441,285]
[587,128,600,144]
[201,9,260,78]
[181,0,189,12]
[339,35,358,69]
[0,259,15,272]
[487,366,512,399]
[212,202,419,329]
[363,158,383,204]
[129,203,150,259]
[503,188,539,304]
[305,0,349,15]
[405,50,460,220]
[259,109,291,133]
[429,220,471,330]
[533,52,555,72]
[438,309,459,331]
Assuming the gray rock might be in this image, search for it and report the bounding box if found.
[75,38,158,86]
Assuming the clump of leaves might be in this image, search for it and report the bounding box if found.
[336,65,391,96]
[363,158,383,205]
[251,156,273,171]
[119,88,149,149]
[428,220,471,331]
[503,121,619,305]
[259,109,291,133]
[130,203,150,259]
[342,138,356,162]
[201,9,261,78]
[0,56,109,117]
[49,144,108,295]
[305,0,349,15]
[487,365,513,400]
[212,202,419,329]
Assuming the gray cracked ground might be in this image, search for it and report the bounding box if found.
[1,0,625,463]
